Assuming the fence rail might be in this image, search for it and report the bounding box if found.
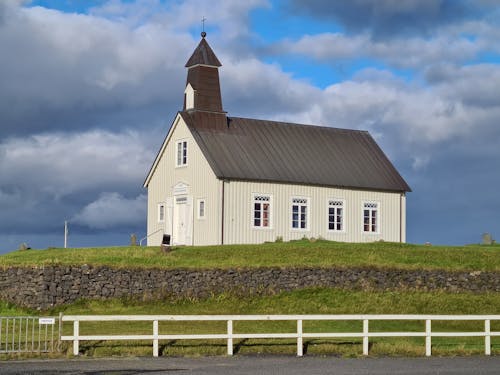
[60,314,500,357]
[0,316,59,354]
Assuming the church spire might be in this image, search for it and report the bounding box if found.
[185,34,222,68]
[183,33,224,113]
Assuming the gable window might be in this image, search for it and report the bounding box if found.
[291,197,309,230]
[253,194,271,228]
[176,140,188,167]
[158,204,165,223]
[363,202,378,233]
[197,199,206,219]
[328,200,344,231]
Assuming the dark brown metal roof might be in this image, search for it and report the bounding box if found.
[181,111,411,192]
[185,38,222,67]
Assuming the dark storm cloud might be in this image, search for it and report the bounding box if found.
[0,2,189,138]
[0,128,155,237]
[289,0,486,38]
[407,135,500,245]
[1,0,499,252]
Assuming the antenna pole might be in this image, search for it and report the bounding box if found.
[64,220,68,248]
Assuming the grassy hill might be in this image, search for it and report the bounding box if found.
[1,240,499,271]
[1,241,499,357]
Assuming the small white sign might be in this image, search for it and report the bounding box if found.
[39,317,55,325]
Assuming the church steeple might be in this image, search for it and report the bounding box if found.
[185,35,222,68]
[183,33,224,113]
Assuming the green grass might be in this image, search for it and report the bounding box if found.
[2,288,500,358]
[1,241,498,358]
[1,240,499,271]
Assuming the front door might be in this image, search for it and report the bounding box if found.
[173,196,192,245]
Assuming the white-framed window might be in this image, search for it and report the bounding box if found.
[158,203,165,223]
[176,196,187,204]
[252,194,272,228]
[176,140,188,167]
[291,197,309,230]
[197,199,206,220]
[363,202,379,233]
[328,199,344,231]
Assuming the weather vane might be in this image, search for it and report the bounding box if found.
[201,16,207,38]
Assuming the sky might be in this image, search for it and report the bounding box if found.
[1,0,499,253]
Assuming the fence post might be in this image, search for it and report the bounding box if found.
[363,319,369,355]
[73,321,79,356]
[227,320,233,356]
[425,319,431,357]
[153,320,159,357]
[58,312,63,352]
[485,319,491,356]
[297,319,303,357]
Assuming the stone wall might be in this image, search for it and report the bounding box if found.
[0,265,498,310]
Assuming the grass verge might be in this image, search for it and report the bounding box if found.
[2,288,499,358]
[1,240,499,271]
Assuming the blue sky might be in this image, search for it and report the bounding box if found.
[1,0,500,252]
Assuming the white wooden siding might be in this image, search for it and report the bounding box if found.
[146,115,221,246]
[147,116,407,246]
[223,180,405,244]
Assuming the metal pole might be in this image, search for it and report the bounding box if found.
[25,318,28,352]
[12,318,15,352]
[31,317,35,352]
[18,317,22,352]
[58,312,63,352]
[64,221,68,248]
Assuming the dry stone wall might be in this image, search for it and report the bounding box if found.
[0,265,498,310]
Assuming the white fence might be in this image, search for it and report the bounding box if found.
[60,314,500,357]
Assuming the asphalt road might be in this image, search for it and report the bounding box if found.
[1,356,499,375]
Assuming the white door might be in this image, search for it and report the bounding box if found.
[173,196,192,245]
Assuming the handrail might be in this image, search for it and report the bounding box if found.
[139,229,163,246]
[60,314,500,357]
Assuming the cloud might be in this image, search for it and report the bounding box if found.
[1,0,499,251]
[89,0,269,40]
[288,0,488,38]
[222,57,322,119]
[426,63,500,109]
[0,130,154,198]
[0,129,154,242]
[73,192,146,229]
[0,1,190,137]
[278,32,479,69]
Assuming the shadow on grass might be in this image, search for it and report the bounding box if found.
[302,339,363,355]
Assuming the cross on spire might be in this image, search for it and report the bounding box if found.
[201,17,207,38]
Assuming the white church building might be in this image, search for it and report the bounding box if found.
[143,35,411,246]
